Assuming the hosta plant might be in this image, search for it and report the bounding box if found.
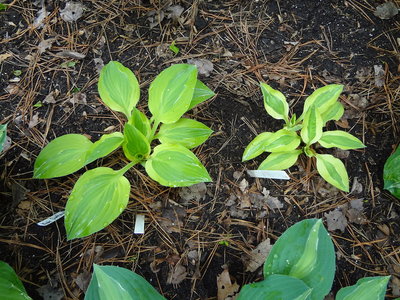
[33,61,214,240]
[0,124,7,152]
[383,145,400,199]
[242,83,366,192]
[0,261,31,300]
[237,219,391,300]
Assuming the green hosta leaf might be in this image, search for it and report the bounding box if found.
[242,132,273,161]
[65,167,130,239]
[98,61,140,119]
[258,150,301,170]
[157,118,213,149]
[318,131,365,150]
[316,154,349,192]
[301,106,323,145]
[85,264,166,300]
[321,101,344,123]
[123,123,151,163]
[0,261,31,300]
[86,133,124,164]
[34,134,93,179]
[0,124,7,152]
[302,84,343,117]
[383,146,400,199]
[260,82,289,122]
[145,144,211,187]
[264,219,335,300]
[188,80,215,110]
[264,129,301,153]
[336,276,390,300]
[149,64,197,124]
[128,108,151,139]
[237,274,312,300]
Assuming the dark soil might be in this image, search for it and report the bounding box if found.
[1,0,399,299]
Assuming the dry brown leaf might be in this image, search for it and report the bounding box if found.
[167,263,187,285]
[243,238,272,272]
[217,269,239,300]
[325,209,348,232]
[0,53,12,64]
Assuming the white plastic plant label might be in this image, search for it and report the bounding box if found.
[37,211,65,226]
[134,214,145,234]
[247,170,290,180]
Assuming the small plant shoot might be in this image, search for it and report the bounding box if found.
[34,61,215,240]
[237,219,391,300]
[243,83,366,192]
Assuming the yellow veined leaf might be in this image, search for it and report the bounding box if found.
[122,123,151,163]
[318,130,365,150]
[301,84,343,118]
[128,107,151,139]
[316,154,349,192]
[264,129,301,153]
[321,101,344,124]
[258,150,302,170]
[300,106,323,145]
[260,82,289,122]
[242,132,273,161]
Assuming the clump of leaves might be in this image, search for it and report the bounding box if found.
[243,83,366,192]
[383,145,400,199]
[237,219,391,300]
[33,61,215,240]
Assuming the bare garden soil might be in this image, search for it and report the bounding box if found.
[0,0,399,299]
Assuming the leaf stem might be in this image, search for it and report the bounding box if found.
[118,161,136,176]
[150,120,160,141]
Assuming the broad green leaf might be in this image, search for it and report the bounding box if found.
[301,84,343,117]
[188,80,215,110]
[0,261,31,300]
[258,150,301,170]
[264,219,335,300]
[264,129,301,153]
[242,132,273,161]
[0,124,6,152]
[237,274,312,300]
[260,82,289,122]
[128,108,151,139]
[321,101,344,124]
[316,154,349,192]
[65,167,130,239]
[85,264,166,300]
[301,106,323,145]
[336,276,390,300]
[98,61,140,119]
[34,134,92,179]
[122,124,151,163]
[148,64,197,124]
[145,144,211,187]
[85,132,124,164]
[318,131,365,150]
[157,118,213,148]
[383,145,400,199]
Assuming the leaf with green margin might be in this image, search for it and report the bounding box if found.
[237,274,312,300]
[145,144,211,187]
[85,264,166,300]
[122,124,151,163]
[242,132,273,161]
[301,84,343,118]
[187,80,215,110]
[383,145,400,199]
[335,276,390,300]
[263,219,335,300]
[316,154,349,192]
[258,150,302,170]
[65,167,130,240]
[157,118,213,149]
[301,106,323,145]
[0,124,7,152]
[148,64,197,124]
[98,61,140,119]
[128,108,151,139]
[0,261,31,300]
[321,101,344,124]
[34,134,93,179]
[264,129,301,153]
[85,132,124,164]
[318,131,365,150]
[260,82,289,122]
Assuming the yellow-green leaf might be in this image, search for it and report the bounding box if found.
[242,132,273,161]
[187,80,215,110]
[336,276,390,300]
[316,154,349,192]
[319,131,365,150]
[260,82,289,122]
[258,150,301,170]
[301,106,323,145]
[85,132,124,164]
[123,123,151,163]
[128,108,151,139]
[264,129,301,153]
[302,84,343,117]
[321,101,344,124]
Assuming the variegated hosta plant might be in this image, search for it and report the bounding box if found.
[33,61,214,240]
[237,219,391,300]
[243,83,366,192]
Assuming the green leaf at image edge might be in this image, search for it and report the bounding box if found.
[335,276,390,300]
[0,124,7,152]
[0,261,31,300]
[383,145,400,199]
[65,167,131,240]
[85,264,166,300]
[316,154,349,192]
